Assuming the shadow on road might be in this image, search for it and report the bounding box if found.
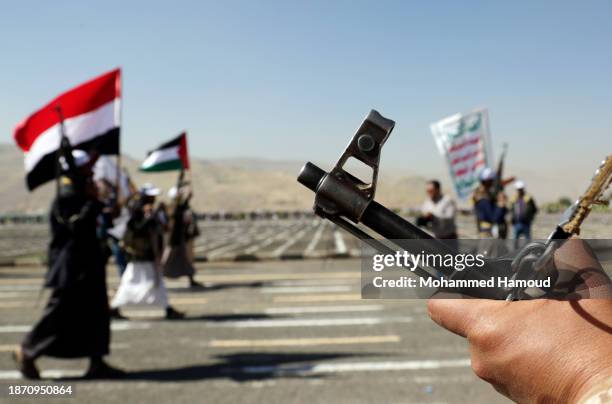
[173,313,281,322]
[59,352,367,382]
[166,281,270,293]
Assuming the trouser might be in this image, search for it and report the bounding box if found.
[513,222,532,249]
[111,240,127,277]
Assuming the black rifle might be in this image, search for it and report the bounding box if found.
[493,143,508,195]
[297,110,514,299]
[492,143,509,239]
[296,110,611,300]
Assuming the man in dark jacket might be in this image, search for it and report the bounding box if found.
[510,180,538,248]
[472,167,508,238]
[14,150,123,379]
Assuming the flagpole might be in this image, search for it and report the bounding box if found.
[184,131,193,198]
[116,74,123,206]
[175,168,185,204]
[54,105,67,197]
[116,154,122,205]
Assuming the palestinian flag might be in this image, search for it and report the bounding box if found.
[140,132,190,172]
[13,68,121,190]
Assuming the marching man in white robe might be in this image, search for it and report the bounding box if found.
[111,184,184,319]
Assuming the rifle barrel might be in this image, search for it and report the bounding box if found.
[298,161,507,299]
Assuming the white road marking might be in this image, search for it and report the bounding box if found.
[208,335,400,348]
[0,301,39,309]
[271,279,352,287]
[109,322,152,331]
[0,358,471,380]
[272,227,310,257]
[194,227,246,253]
[241,358,472,375]
[0,285,40,291]
[304,221,326,256]
[207,227,281,258]
[244,225,302,255]
[169,297,208,305]
[0,279,41,285]
[0,322,151,333]
[0,370,83,380]
[261,286,352,294]
[195,271,359,283]
[273,293,361,303]
[0,292,29,298]
[118,309,166,317]
[207,316,412,328]
[333,230,347,255]
[264,305,384,314]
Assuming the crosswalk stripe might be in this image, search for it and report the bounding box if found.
[0,301,36,309]
[333,230,348,255]
[0,370,83,380]
[207,316,413,328]
[241,358,472,375]
[273,293,361,303]
[261,286,352,294]
[194,227,245,253]
[208,335,400,347]
[0,358,471,380]
[0,291,35,298]
[0,283,40,289]
[168,297,208,305]
[264,305,384,314]
[304,221,326,256]
[272,228,310,257]
[196,271,359,283]
[0,323,151,333]
[207,227,283,259]
[271,279,352,286]
[243,225,301,255]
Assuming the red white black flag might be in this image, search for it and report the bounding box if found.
[13,68,121,190]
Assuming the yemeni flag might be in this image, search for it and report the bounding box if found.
[13,68,121,190]
[140,132,190,172]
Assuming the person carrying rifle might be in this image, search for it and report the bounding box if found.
[14,148,124,379]
[110,184,184,320]
[510,180,538,248]
[472,167,508,238]
[96,178,128,276]
[162,186,203,288]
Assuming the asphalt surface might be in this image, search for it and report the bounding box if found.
[0,214,610,403]
[0,258,510,404]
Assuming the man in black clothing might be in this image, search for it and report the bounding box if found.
[162,187,203,288]
[13,150,124,379]
[510,180,538,248]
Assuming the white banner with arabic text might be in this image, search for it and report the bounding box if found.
[430,108,493,200]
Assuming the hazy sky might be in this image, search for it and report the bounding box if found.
[1,0,610,184]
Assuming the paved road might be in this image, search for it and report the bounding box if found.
[0,214,609,403]
[0,259,510,404]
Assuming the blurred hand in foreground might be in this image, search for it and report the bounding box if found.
[428,239,612,403]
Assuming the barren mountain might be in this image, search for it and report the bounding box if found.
[1,141,591,215]
[0,145,427,214]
